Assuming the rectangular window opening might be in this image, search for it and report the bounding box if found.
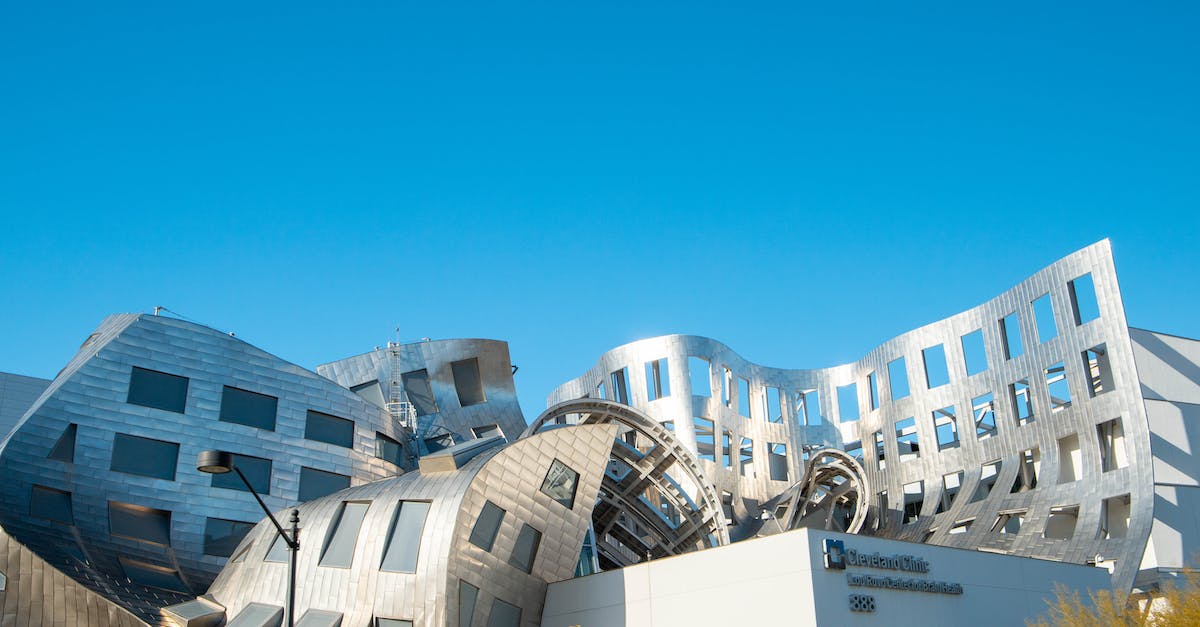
[610,367,630,405]
[866,371,879,411]
[644,358,671,401]
[1044,504,1080,539]
[873,430,886,471]
[837,382,860,422]
[737,377,751,417]
[1032,293,1059,343]
[219,386,278,431]
[961,329,988,376]
[767,443,788,482]
[973,459,1002,502]
[452,358,487,407]
[895,416,920,461]
[933,405,959,450]
[110,433,180,481]
[887,357,910,401]
[471,424,505,441]
[1045,361,1072,413]
[992,510,1026,534]
[204,517,255,557]
[937,471,963,514]
[298,466,350,502]
[797,389,822,426]
[401,369,438,416]
[738,437,753,477]
[721,367,733,407]
[765,386,782,423]
[1011,447,1040,493]
[922,344,951,389]
[1068,273,1101,325]
[126,366,188,414]
[381,501,431,573]
[30,484,73,524]
[109,500,172,546]
[1097,417,1128,472]
[1000,313,1024,360]
[972,392,997,440]
[1099,494,1131,540]
[458,580,479,627]
[376,432,405,467]
[468,500,505,552]
[210,453,272,494]
[1057,434,1081,484]
[305,410,355,449]
[688,357,711,398]
[721,430,733,469]
[949,519,974,535]
[693,416,715,462]
[903,480,925,524]
[1083,344,1114,397]
[508,523,542,573]
[1010,378,1034,426]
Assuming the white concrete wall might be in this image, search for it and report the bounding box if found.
[542,528,1110,627]
[1130,329,1200,575]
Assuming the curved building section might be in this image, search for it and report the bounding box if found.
[317,338,527,456]
[204,424,618,626]
[525,399,729,569]
[0,314,412,622]
[549,240,1155,592]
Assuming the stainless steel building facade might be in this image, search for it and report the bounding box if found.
[0,239,1195,626]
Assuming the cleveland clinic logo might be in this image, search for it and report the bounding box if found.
[824,539,846,570]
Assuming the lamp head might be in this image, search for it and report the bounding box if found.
[196,450,234,474]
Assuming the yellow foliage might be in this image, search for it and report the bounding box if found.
[1028,569,1200,627]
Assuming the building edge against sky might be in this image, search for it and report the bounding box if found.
[0,238,1196,625]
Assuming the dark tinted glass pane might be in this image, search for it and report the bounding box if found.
[376,433,404,466]
[48,423,77,462]
[296,610,344,627]
[30,485,73,524]
[508,524,541,573]
[378,620,414,627]
[265,533,289,563]
[305,410,354,448]
[109,501,172,545]
[220,386,278,431]
[468,501,505,551]
[119,557,190,593]
[401,369,438,416]
[110,433,179,480]
[381,501,430,573]
[211,453,272,494]
[204,517,255,557]
[299,466,351,502]
[127,366,188,413]
[424,434,453,453]
[486,599,521,627]
[227,603,283,626]
[458,581,479,627]
[351,381,385,408]
[452,358,486,406]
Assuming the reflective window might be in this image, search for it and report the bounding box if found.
[305,410,354,448]
[126,366,188,413]
[487,598,521,627]
[452,358,487,406]
[352,380,385,407]
[459,581,479,627]
[472,424,504,440]
[109,501,172,545]
[508,523,541,573]
[381,501,431,573]
[320,501,370,568]
[468,500,505,552]
[204,517,255,557]
[48,423,77,462]
[401,369,438,416]
[265,533,290,563]
[424,433,454,453]
[540,459,580,509]
[220,386,278,431]
[210,453,272,494]
[118,557,189,593]
[30,484,73,524]
[296,610,343,627]
[376,432,405,466]
[377,619,414,627]
[299,467,351,502]
[110,433,179,480]
[226,603,283,627]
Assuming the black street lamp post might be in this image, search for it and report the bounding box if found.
[197,450,300,627]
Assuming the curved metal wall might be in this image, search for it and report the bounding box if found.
[549,240,1154,591]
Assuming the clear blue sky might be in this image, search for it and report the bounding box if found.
[2,2,1197,418]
